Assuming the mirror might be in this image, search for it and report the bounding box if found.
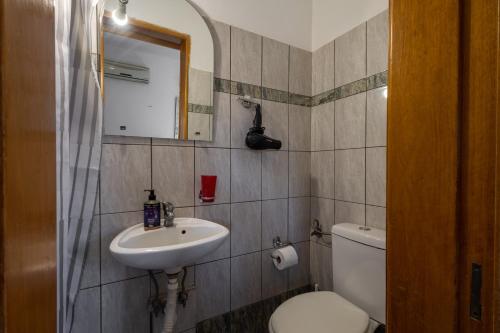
[100,0,214,141]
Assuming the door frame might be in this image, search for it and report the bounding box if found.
[0,0,57,332]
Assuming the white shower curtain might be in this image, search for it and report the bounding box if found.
[55,0,103,332]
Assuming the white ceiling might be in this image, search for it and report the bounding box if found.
[312,0,388,51]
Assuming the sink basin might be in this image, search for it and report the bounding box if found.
[110,218,229,272]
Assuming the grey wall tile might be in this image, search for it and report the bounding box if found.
[208,20,230,80]
[176,206,195,218]
[366,205,386,230]
[335,93,366,149]
[231,201,262,256]
[335,23,367,87]
[81,216,100,289]
[189,68,213,106]
[188,112,211,142]
[152,146,194,207]
[72,287,101,333]
[262,100,288,151]
[289,47,312,96]
[366,147,386,206]
[262,151,288,200]
[197,92,231,148]
[102,277,150,333]
[366,87,387,147]
[310,242,333,291]
[196,259,230,322]
[311,102,335,151]
[289,105,311,151]
[101,211,146,284]
[311,151,335,199]
[152,138,194,147]
[312,40,335,95]
[311,197,334,240]
[288,241,310,289]
[367,10,389,76]
[102,135,150,145]
[335,149,365,203]
[262,199,288,250]
[289,152,311,197]
[231,27,262,86]
[288,197,311,243]
[231,149,262,202]
[262,248,288,299]
[335,200,365,225]
[263,37,289,91]
[195,204,231,263]
[100,144,151,214]
[195,148,230,205]
[231,252,262,310]
[230,94,257,149]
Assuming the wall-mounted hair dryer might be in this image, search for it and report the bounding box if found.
[238,96,282,150]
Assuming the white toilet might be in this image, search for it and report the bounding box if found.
[269,223,386,333]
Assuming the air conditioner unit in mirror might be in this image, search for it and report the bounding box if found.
[103,59,150,84]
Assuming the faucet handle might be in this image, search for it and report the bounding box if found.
[162,202,175,215]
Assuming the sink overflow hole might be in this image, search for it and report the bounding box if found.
[181,230,186,234]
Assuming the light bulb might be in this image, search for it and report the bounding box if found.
[112,0,128,26]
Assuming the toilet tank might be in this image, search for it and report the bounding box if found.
[331,223,386,324]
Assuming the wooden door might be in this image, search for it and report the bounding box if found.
[458,0,500,331]
[0,0,57,332]
[388,0,500,332]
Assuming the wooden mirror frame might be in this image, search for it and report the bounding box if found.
[100,11,191,139]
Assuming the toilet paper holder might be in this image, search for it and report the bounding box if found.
[270,236,292,259]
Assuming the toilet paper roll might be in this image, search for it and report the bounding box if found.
[272,245,299,270]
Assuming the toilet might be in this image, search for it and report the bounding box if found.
[269,223,386,333]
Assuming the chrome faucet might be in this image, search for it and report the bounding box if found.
[162,202,175,227]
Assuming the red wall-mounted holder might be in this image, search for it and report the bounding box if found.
[199,175,217,202]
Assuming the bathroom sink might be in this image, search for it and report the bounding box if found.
[110,218,229,273]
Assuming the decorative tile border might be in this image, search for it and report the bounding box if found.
[230,81,262,99]
[214,70,388,108]
[311,71,388,107]
[289,93,312,107]
[214,78,231,94]
[196,285,313,333]
[367,71,388,90]
[262,87,289,104]
[188,103,214,115]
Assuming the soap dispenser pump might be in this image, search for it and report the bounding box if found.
[144,189,161,230]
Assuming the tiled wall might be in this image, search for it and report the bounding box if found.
[72,8,388,332]
[309,10,388,291]
[72,19,313,333]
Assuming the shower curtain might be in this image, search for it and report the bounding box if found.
[55,0,103,332]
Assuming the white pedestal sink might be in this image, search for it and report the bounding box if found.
[109,217,229,333]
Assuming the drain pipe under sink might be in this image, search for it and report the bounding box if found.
[162,273,179,333]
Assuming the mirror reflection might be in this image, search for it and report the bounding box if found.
[101,0,214,141]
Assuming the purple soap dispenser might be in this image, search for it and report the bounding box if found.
[144,189,161,230]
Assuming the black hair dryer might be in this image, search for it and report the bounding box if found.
[240,97,282,150]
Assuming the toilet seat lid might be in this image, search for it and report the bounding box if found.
[269,291,369,333]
